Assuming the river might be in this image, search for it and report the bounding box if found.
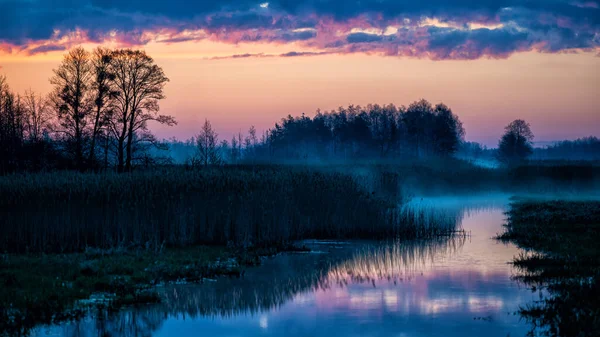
[33,195,539,337]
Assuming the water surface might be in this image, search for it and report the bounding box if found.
[34,196,537,337]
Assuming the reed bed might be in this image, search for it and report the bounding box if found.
[0,166,462,253]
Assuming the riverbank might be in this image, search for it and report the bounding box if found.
[0,244,306,336]
[497,199,600,336]
[26,197,534,337]
[3,162,599,253]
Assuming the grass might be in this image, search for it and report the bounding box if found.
[0,165,473,254]
[1,162,597,254]
[2,161,599,335]
[0,163,470,335]
[0,245,287,336]
[496,199,600,337]
[508,161,600,193]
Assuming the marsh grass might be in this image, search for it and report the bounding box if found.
[0,164,471,335]
[0,245,246,336]
[496,200,600,337]
[0,166,466,254]
[508,162,600,194]
[2,161,598,253]
[40,233,469,337]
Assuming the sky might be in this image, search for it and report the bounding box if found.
[0,0,599,146]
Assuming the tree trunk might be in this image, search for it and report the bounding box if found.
[88,106,102,167]
[117,136,125,172]
[125,125,133,172]
[125,106,136,172]
[104,130,109,171]
[75,118,83,171]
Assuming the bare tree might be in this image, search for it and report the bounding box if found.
[245,125,258,159]
[88,47,116,166]
[108,49,174,172]
[238,131,244,160]
[196,119,221,166]
[230,135,239,164]
[50,47,92,169]
[248,125,257,146]
[23,89,52,142]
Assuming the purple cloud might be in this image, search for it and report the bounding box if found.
[0,0,597,58]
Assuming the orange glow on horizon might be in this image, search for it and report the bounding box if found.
[1,41,598,147]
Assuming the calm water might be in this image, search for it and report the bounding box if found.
[34,196,539,337]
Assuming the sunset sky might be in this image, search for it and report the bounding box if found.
[1,0,599,146]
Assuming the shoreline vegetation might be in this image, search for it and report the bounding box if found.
[1,160,600,336]
[0,244,309,336]
[3,160,599,252]
[497,199,600,337]
[0,162,472,336]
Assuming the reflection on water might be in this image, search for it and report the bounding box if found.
[327,236,466,285]
[34,195,538,337]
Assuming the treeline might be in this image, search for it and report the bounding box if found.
[176,100,465,167]
[0,78,64,172]
[3,46,597,173]
[0,47,174,174]
[261,100,465,161]
[172,116,599,168]
[533,137,600,161]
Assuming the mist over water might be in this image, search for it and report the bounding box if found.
[32,195,540,337]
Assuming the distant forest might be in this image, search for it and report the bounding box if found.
[532,137,600,161]
[1,47,598,174]
[168,123,600,167]
[185,99,466,166]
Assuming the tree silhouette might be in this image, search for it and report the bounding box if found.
[432,103,465,156]
[49,47,93,170]
[251,100,465,163]
[196,119,221,166]
[0,76,25,173]
[497,119,534,166]
[23,89,52,143]
[532,137,600,160]
[88,47,116,168]
[108,49,174,172]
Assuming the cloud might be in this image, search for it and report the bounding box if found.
[280,51,330,57]
[210,53,268,60]
[346,33,384,43]
[209,50,330,59]
[0,0,598,58]
[25,44,68,56]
